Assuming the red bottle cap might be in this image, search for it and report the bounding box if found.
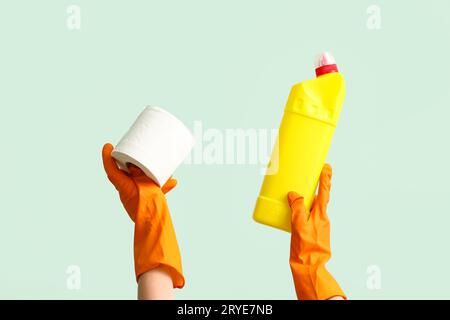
[315,64,339,77]
[314,52,339,77]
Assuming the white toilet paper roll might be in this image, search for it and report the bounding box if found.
[112,106,195,186]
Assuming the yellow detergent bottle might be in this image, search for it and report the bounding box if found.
[253,52,346,232]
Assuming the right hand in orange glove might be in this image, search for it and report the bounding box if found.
[102,143,185,288]
[287,164,346,300]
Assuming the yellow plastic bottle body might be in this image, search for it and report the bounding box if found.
[253,72,345,232]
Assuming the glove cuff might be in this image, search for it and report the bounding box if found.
[135,262,185,289]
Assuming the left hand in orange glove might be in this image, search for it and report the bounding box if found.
[102,143,184,288]
[288,164,346,300]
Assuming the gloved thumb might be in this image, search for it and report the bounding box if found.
[161,178,177,194]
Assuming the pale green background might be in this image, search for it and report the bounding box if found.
[0,0,449,299]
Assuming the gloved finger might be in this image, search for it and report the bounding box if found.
[127,163,146,177]
[316,163,332,210]
[288,191,308,256]
[102,143,132,189]
[288,191,308,225]
[128,165,176,193]
[162,177,177,194]
[311,196,317,210]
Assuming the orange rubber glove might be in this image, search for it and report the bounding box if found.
[102,143,185,288]
[288,164,346,300]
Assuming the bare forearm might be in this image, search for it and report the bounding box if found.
[137,266,174,300]
[328,296,345,300]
